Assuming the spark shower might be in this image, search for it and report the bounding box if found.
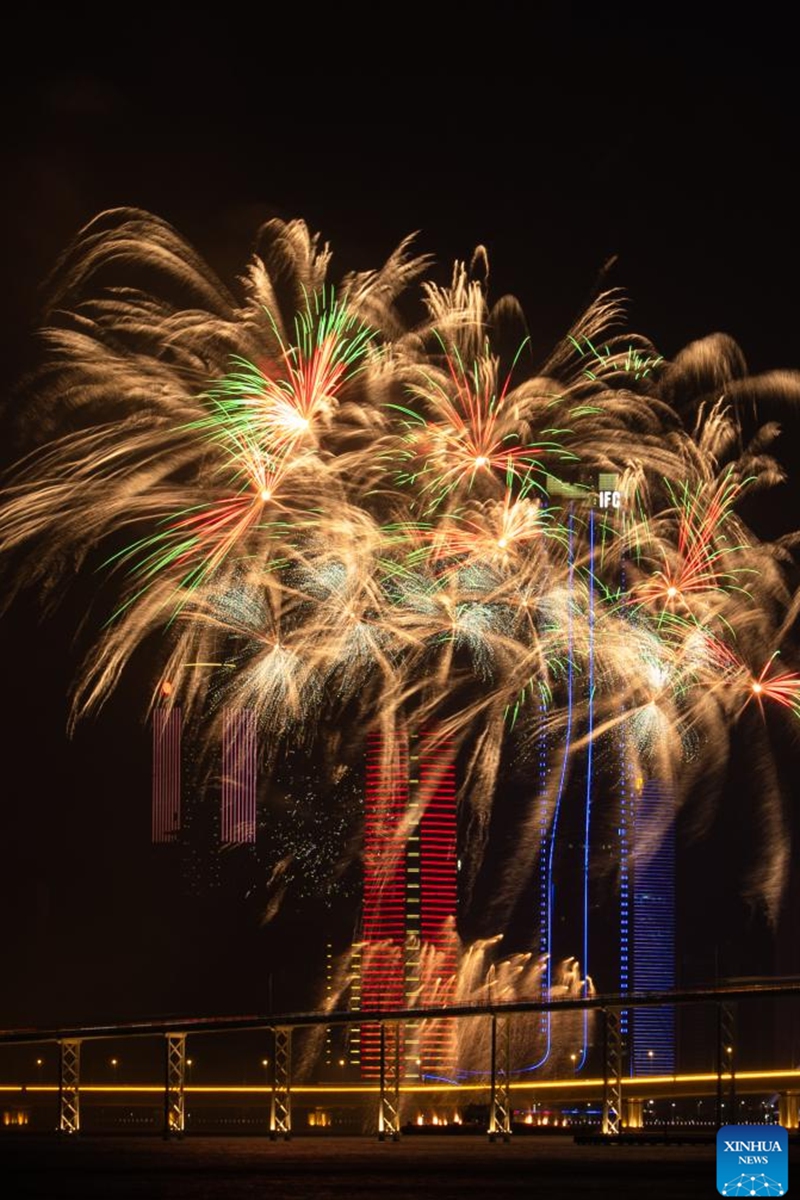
[2,207,799,930]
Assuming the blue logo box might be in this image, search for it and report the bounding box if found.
[717,1124,788,1195]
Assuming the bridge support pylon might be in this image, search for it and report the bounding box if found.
[601,1008,623,1138]
[164,1033,186,1138]
[58,1039,81,1134]
[270,1027,292,1140]
[378,1021,401,1141]
[716,1002,736,1127]
[488,1014,511,1142]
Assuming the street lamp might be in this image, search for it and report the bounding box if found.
[110,1057,119,1084]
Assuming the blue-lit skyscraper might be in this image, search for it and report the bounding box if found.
[631,775,676,1073]
[541,476,677,1079]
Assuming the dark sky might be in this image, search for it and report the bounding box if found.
[1,39,799,1030]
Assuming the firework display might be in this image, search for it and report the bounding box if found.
[1,206,799,927]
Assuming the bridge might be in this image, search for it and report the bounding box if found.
[2,979,798,1141]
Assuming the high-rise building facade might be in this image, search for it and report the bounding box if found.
[359,728,458,1078]
[221,707,258,844]
[630,775,676,1073]
[152,705,181,843]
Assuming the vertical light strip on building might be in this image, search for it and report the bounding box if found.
[324,942,333,1066]
[348,943,362,1070]
[404,737,422,1073]
[618,552,631,1041]
[418,729,458,1072]
[537,697,549,1044]
[360,730,408,1077]
[152,706,181,843]
[619,746,632,1039]
[577,507,595,1070]
[221,708,257,844]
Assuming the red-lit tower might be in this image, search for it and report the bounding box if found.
[359,728,458,1077]
[416,730,458,1070]
[359,729,409,1076]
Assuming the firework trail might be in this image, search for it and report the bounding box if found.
[2,207,799,927]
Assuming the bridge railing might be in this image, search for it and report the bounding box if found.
[1,979,798,1141]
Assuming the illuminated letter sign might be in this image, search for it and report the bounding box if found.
[598,490,622,509]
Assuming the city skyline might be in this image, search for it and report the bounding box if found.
[1,49,799,1052]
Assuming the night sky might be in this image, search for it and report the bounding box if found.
[1,37,799,1031]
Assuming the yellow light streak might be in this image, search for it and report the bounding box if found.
[1,1068,797,1096]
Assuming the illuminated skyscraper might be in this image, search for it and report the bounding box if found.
[221,707,257,844]
[631,775,676,1073]
[359,728,458,1077]
[152,699,258,846]
[535,486,676,1077]
[415,730,458,1070]
[152,705,181,843]
[359,729,408,1077]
